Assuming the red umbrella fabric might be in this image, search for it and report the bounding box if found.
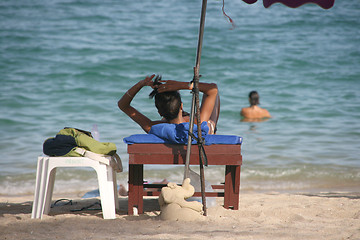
[242,0,335,9]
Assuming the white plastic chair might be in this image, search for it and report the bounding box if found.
[31,156,119,219]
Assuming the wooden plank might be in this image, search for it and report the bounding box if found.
[144,191,224,197]
[144,184,224,189]
[128,144,241,155]
[129,153,242,165]
[128,144,242,165]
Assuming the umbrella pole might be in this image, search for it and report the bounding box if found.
[184,93,196,180]
[184,0,208,216]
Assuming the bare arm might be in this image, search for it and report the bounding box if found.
[198,82,218,123]
[118,74,159,133]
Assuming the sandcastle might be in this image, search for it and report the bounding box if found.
[158,178,204,221]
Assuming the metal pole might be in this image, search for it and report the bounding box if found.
[195,0,207,72]
[184,93,196,179]
[184,0,208,216]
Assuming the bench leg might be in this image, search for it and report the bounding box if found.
[97,164,117,219]
[128,164,143,215]
[31,157,45,219]
[113,169,119,210]
[224,165,240,210]
[43,168,56,215]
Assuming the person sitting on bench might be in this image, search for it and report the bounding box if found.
[118,74,220,134]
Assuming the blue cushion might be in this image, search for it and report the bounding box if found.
[124,134,242,145]
[124,122,242,145]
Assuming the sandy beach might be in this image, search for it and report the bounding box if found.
[1,191,359,240]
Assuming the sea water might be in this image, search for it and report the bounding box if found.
[1,0,359,196]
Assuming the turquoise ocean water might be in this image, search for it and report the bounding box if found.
[1,0,359,196]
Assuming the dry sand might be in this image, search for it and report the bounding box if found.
[1,192,359,240]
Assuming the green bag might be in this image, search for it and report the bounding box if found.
[43,127,122,172]
[57,128,117,157]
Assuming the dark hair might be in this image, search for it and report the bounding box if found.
[154,91,182,121]
[249,91,260,106]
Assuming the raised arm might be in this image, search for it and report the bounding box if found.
[197,82,218,123]
[118,74,158,133]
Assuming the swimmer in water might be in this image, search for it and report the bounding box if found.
[240,91,271,121]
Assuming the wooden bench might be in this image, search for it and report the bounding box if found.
[127,143,242,215]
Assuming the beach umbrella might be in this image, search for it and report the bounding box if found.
[185,0,335,216]
[243,0,334,9]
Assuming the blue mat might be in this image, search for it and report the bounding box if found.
[124,134,242,145]
[124,122,242,145]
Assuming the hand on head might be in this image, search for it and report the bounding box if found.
[144,74,180,93]
[148,74,163,98]
[157,80,179,93]
[142,74,156,87]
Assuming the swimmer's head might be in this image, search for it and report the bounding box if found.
[249,91,260,106]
